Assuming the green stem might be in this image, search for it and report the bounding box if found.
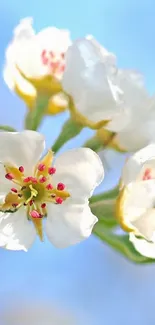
[90,186,119,203]
[0,125,16,132]
[94,224,155,264]
[24,95,50,130]
[52,118,83,153]
[83,136,102,152]
[90,199,117,228]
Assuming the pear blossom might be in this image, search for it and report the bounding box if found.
[62,36,124,129]
[0,131,104,251]
[3,17,71,114]
[62,37,152,131]
[116,144,155,258]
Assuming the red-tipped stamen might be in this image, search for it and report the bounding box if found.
[11,188,18,193]
[46,183,53,190]
[39,176,47,183]
[41,203,46,209]
[30,210,41,218]
[56,197,63,204]
[143,168,152,181]
[29,200,34,206]
[48,167,56,175]
[30,177,38,183]
[5,173,14,180]
[19,166,24,173]
[57,182,65,191]
[12,203,18,208]
[38,163,46,172]
[23,177,31,183]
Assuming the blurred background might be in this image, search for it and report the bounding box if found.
[1,0,155,324]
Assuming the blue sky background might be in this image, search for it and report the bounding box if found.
[0,1,155,324]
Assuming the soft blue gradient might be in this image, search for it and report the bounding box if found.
[0,1,155,324]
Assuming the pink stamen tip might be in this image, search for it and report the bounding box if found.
[30,177,38,184]
[57,182,65,191]
[38,163,46,172]
[19,166,24,173]
[30,210,41,218]
[39,176,47,183]
[56,197,63,204]
[5,173,14,180]
[23,177,31,183]
[61,52,65,59]
[143,168,152,181]
[29,200,34,206]
[12,203,18,208]
[11,188,18,193]
[46,183,53,190]
[48,167,56,175]
[41,203,46,209]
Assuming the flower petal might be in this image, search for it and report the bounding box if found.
[0,208,36,251]
[130,232,155,259]
[0,131,45,174]
[62,38,123,123]
[46,202,97,248]
[36,27,71,53]
[118,180,155,236]
[52,148,104,200]
[121,143,155,186]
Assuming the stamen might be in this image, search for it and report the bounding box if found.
[12,203,18,208]
[46,184,53,190]
[39,176,47,183]
[19,166,24,173]
[30,177,38,184]
[57,183,65,191]
[21,186,26,191]
[23,177,31,183]
[61,52,65,59]
[18,194,22,198]
[30,210,42,218]
[143,168,152,181]
[29,200,34,206]
[11,188,18,193]
[41,203,46,209]
[5,173,14,180]
[56,197,63,204]
[38,163,46,172]
[48,167,56,175]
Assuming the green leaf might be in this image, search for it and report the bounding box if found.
[90,186,119,203]
[24,95,50,130]
[94,224,155,264]
[90,199,117,228]
[52,118,83,153]
[0,125,16,132]
[83,136,102,152]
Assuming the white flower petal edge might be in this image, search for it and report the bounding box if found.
[121,143,155,186]
[46,148,104,248]
[0,130,45,175]
[130,233,155,259]
[0,208,36,251]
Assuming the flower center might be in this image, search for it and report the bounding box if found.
[0,150,70,241]
[41,50,65,77]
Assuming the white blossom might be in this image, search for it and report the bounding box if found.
[117,144,155,258]
[0,131,104,251]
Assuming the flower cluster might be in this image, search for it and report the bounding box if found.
[1,17,155,259]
